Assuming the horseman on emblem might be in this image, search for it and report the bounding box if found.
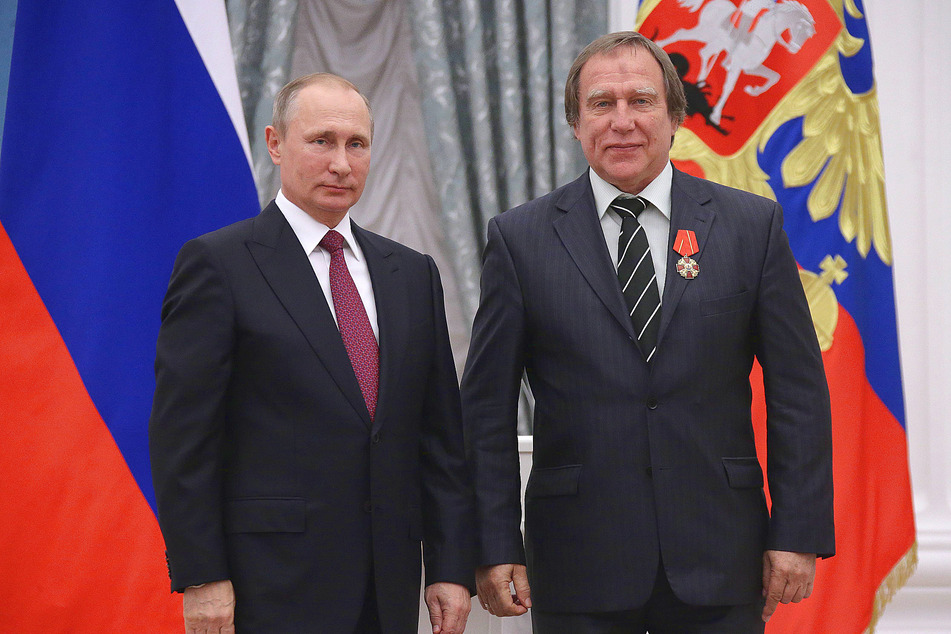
[656,0,816,126]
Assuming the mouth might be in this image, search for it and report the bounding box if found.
[605,143,642,155]
[319,184,352,193]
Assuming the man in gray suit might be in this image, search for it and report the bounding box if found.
[462,32,834,633]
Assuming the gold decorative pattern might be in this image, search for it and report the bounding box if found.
[866,542,918,633]
[799,254,848,350]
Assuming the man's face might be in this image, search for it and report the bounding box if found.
[266,83,371,227]
[573,47,678,194]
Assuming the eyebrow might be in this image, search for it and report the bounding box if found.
[586,87,659,102]
[305,128,370,143]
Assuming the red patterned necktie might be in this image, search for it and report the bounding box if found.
[319,229,379,420]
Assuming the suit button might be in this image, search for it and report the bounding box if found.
[371,432,381,444]
[647,397,659,410]
[646,466,653,477]
[363,500,373,513]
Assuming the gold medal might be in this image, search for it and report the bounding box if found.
[676,256,700,279]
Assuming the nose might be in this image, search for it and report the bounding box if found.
[611,101,637,133]
[328,145,352,177]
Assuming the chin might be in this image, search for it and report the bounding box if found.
[314,195,355,209]
[605,168,645,186]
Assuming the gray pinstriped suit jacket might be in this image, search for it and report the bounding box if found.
[462,169,834,612]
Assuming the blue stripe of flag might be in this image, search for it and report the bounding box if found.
[0,0,260,510]
[757,2,905,426]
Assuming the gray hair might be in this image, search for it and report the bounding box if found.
[271,72,374,139]
[564,31,686,128]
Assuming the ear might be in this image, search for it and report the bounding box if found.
[265,126,281,165]
[572,121,581,142]
[669,116,681,149]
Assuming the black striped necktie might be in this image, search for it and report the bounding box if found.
[612,195,661,363]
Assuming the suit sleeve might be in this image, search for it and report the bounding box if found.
[753,202,835,557]
[460,217,527,567]
[419,254,478,591]
[148,238,235,591]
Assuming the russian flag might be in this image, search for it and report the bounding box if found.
[638,0,916,630]
[750,4,916,631]
[0,1,259,629]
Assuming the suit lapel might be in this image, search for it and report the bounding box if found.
[353,224,405,434]
[657,170,716,346]
[246,203,371,426]
[553,174,637,340]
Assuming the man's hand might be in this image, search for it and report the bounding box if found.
[424,582,471,634]
[183,579,235,634]
[761,550,816,622]
[475,564,531,617]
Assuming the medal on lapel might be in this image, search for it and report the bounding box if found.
[673,229,700,279]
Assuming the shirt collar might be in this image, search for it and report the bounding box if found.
[589,162,673,221]
[275,190,363,261]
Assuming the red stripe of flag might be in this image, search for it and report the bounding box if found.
[751,304,915,632]
[0,222,180,631]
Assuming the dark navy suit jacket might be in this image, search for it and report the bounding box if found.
[149,202,475,632]
[461,169,834,612]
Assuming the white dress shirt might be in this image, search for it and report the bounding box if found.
[275,190,380,341]
[589,162,673,299]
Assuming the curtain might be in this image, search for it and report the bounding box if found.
[227,0,299,209]
[407,0,607,431]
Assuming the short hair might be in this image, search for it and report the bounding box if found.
[564,31,686,128]
[271,72,374,139]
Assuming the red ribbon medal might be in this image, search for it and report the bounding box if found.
[673,229,700,279]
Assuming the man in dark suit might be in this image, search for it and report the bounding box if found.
[149,73,475,634]
[462,32,834,632]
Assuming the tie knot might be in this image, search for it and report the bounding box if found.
[611,196,647,220]
[320,229,345,253]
